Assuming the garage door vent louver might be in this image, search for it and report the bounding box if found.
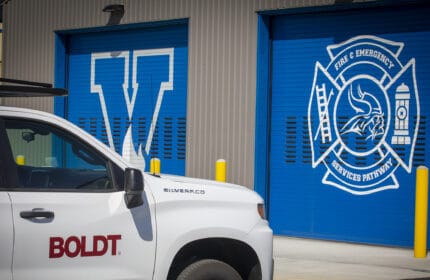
[75,116,188,164]
[151,124,159,158]
[77,118,86,130]
[101,121,108,146]
[287,115,427,168]
[302,117,312,164]
[112,117,122,152]
[89,117,97,137]
[137,117,147,146]
[413,115,426,167]
[77,117,109,146]
[337,116,349,163]
[164,117,173,159]
[177,117,186,160]
[355,135,368,167]
[285,116,297,164]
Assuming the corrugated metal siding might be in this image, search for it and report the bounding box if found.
[2,0,336,187]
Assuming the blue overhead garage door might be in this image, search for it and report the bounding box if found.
[268,4,430,246]
[57,23,188,174]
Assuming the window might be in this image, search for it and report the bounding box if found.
[0,119,17,187]
[4,118,114,191]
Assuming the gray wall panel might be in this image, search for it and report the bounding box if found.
[3,0,338,188]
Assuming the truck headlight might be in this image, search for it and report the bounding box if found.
[257,203,266,219]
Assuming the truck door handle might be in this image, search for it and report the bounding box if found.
[20,209,55,219]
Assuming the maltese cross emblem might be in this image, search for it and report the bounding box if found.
[308,35,420,195]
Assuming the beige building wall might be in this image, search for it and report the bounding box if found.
[2,0,345,188]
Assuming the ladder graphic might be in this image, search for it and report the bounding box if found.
[314,83,332,143]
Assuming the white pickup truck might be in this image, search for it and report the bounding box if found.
[0,80,273,280]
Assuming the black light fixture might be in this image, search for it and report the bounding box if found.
[0,0,12,22]
[103,4,125,26]
[0,0,11,6]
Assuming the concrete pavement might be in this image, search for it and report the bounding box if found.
[273,236,430,280]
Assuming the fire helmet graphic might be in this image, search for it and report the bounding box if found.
[308,35,420,195]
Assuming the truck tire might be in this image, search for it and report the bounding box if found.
[177,259,242,280]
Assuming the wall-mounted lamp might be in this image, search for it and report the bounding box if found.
[103,4,125,26]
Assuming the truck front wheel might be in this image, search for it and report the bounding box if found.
[177,259,242,280]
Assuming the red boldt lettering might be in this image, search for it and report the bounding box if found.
[49,234,122,258]
[107,234,122,255]
[93,235,108,256]
[80,236,92,257]
[64,236,81,258]
[49,237,64,258]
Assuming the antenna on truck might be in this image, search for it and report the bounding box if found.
[0,78,68,97]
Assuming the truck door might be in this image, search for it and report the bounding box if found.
[0,193,13,280]
[3,117,156,280]
[0,118,14,280]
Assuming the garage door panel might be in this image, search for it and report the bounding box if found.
[269,5,429,246]
[63,24,188,175]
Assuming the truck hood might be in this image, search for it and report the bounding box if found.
[144,173,264,205]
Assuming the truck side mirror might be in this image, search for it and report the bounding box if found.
[124,168,144,209]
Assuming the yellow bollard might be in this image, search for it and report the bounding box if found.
[215,159,226,182]
[150,158,160,175]
[414,166,428,258]
[16,155,25,166]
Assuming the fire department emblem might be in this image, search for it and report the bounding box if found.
[308,35,420,195]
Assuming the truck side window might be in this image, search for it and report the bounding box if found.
[0,119,19,187]
[4,118,114,191]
